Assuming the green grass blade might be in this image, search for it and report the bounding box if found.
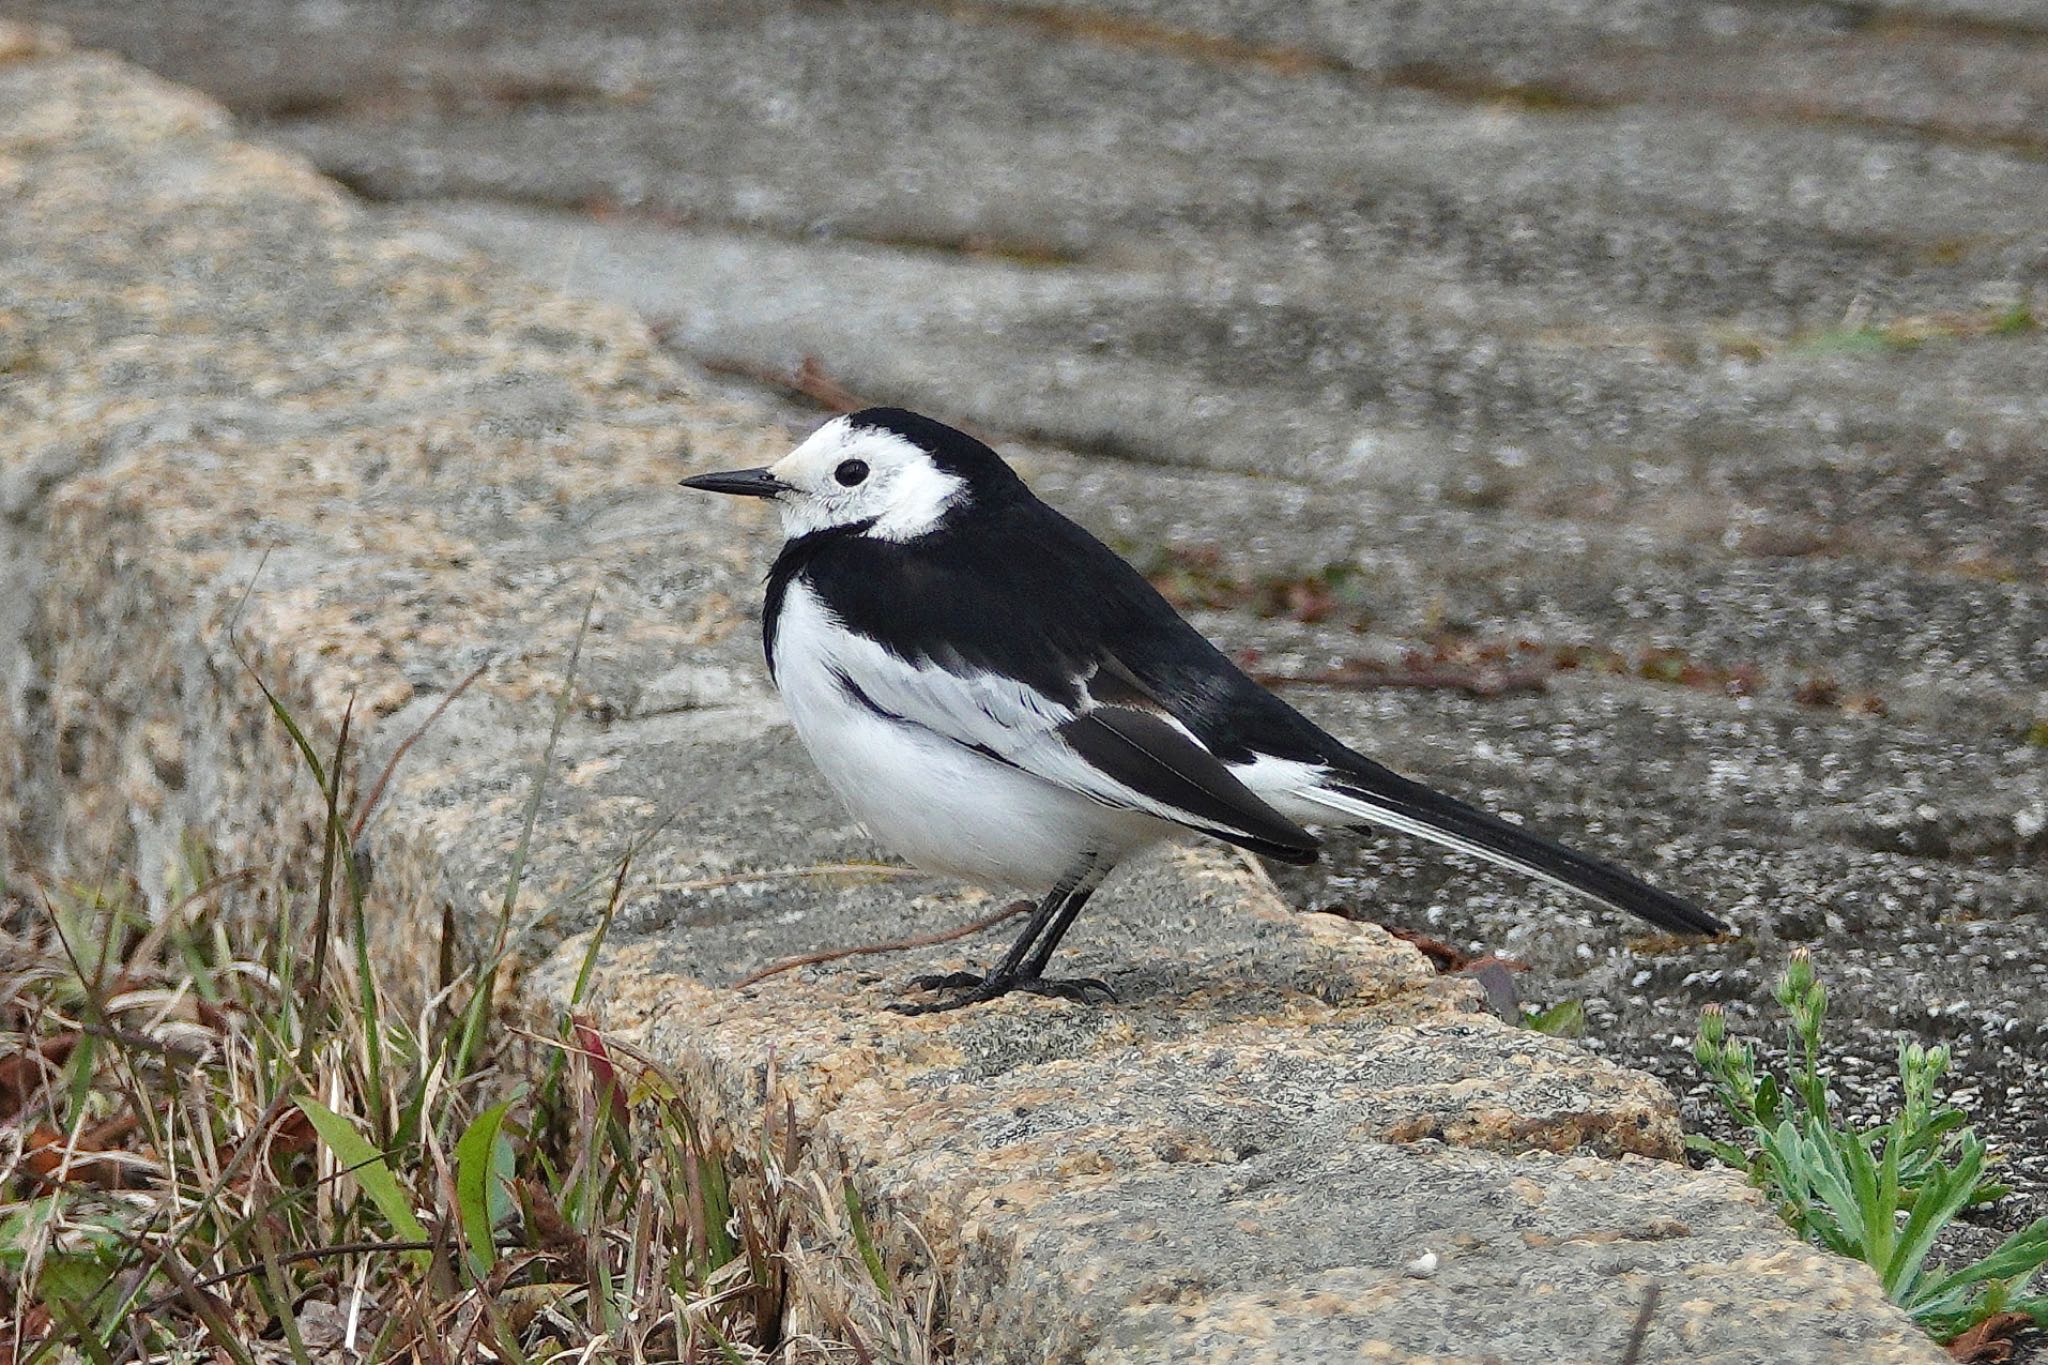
[1886,1144,1983,1303]
[346,877,387,1140]
[455,1099,517,1279]
[454,591,597,1084]
[1521,999,1586,1038]
[49,1299,116,1365]
[296,1098,430,1264]
[569,814,676,1009]
[500,589,596,926]
[697,1313,750,1365]
[843,1183,891,1296]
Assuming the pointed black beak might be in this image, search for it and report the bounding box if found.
[679,466,789,499]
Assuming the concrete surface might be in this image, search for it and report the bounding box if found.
[32,0,2033,1280]
[0,25,1971,1362]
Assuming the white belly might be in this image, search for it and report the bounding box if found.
[771,584,1164,889]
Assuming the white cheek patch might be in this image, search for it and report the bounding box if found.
[767,420,967,540]
[868,461,966,541]
[776,492,847,539]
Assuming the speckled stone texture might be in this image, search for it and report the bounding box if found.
[0,32,1947,1363]
[20,0,2048,1234]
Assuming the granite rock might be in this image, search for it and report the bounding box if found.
[0,29,1961,1364]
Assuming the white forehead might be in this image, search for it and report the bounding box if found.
[767,417,967,541]
[770,416,910,482]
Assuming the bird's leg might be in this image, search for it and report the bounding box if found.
[892,868,1113,1013]
[1019,881,1096,981]
[895,886,1065,1005]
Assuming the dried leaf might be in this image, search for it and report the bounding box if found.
[572,1015,628,1128]
[0,1034,79,1121]
[22,1115,142,1189]
[1946,1312,2033,1363]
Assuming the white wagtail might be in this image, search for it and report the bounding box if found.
[683,408,1725,1012]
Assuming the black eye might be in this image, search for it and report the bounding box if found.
[834,459,869,487]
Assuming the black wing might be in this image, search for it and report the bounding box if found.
[778,509,1319,861]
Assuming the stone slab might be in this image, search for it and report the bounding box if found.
[0,33,1953,1364]
[22,0,2043,1309]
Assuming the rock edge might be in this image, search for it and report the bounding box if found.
[0,32,1946,1364]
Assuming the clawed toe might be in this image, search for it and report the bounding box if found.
[1016,975,1116,1004]
[887,971,993,1015]
[886,982,997,1016]
[886,970,1116,1014]
[886,995,970,1017]
[906,970,986,993]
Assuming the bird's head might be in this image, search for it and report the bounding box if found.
[681,408,1022,541]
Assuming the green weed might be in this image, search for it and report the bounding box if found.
[1519,998,1587,1039]
[1690,951,2048,1343]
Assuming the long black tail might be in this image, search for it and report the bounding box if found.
[1301,760,1726,937]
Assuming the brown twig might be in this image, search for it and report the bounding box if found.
[166,867,267,921]
[62,1021,214,1062]
[1380,925,1530,979]
[115,866,269,984]
[131,1240,440,1317]
[1250,665,1552,699]
[1618,1283,1661,1365]
[733,901,1034,989]
[351,658,493,838]
[697,355,871,414]
[789,356,868,413]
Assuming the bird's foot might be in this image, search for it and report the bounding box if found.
[1016,975,1117,1004]
[903,970,987,994]
[887,970,1117,1015]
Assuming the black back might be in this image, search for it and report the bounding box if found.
[757,411,1726,934]
[763,428,1346,770]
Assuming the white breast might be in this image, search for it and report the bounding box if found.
[770,581,1164,889]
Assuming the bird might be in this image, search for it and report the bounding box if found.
[682,407,1725,1013]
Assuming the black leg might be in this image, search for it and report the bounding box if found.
[1021,879,1097,979]
[903,888,1065,997]
[891,864,1115,1015]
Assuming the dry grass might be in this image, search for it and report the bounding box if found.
[0,646,941,1362]
[0,869,938,1363]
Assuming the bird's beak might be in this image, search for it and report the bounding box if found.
[679,466,790,499]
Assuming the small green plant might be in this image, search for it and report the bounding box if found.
[1690,951,2048,1342]
[1520,998,1587,1038]
[1,629,934,1361]
[1991,301,2038,336]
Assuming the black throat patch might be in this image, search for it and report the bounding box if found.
[762,518,876,679]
